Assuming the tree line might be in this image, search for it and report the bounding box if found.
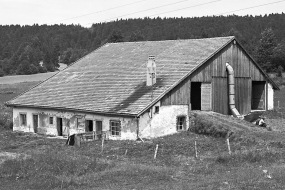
[0,13,285,76]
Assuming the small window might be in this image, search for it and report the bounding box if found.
[20,113,27,126]
[49,117,53,125]
[177,116,186,131]
[154,106,159,114]
[110,120,121,136]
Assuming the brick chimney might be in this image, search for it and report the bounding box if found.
[146,56,156,86]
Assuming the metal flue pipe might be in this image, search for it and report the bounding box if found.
[225,62,243,119]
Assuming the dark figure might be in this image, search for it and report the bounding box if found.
[255,117,267,127]
[66,134,75,145]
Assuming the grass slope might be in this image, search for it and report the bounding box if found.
[1,127,285,189]
[0,72,56,84]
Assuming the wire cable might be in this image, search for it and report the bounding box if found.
[95,0,192,23]
[47,0,148,24]
[89,0,285,27]
[216,0,285,16]
[91,0,285,37]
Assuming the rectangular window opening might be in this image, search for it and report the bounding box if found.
[177,116,186,131]
[110,120,121,136]
[20,113,27,126]
[155,106,159,114]
[49,117,53,125]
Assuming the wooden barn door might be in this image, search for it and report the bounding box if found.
[235,77,251,115]
[212,77,229,115]
[252,81,265,110]
[201,83,211,111]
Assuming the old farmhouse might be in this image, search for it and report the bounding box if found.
[6,36,279,140]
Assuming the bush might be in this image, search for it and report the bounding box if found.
[0,68,5,77]
[0,111,13,130]
[190,115,231,138]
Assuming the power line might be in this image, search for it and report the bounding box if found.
[47,0,148,25]
[90,0,221,24]
[216,0,285,16]
[94,0,192,23]
[104,0,285,36]
[147,0,221,18]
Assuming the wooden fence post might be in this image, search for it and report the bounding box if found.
[154,144,158,159]
[227,138,231,155]
[75,134,81,147]
[194,140,198,159]
[101,134,105,153]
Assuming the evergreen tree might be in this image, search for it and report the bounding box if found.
[108,30,124,43]
[0,68,4,77]
[128,31,145,42]
[272,40,285,69]
[43,51,55,72]
[255,28,277,72]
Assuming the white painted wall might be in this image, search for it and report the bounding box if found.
[139,104,189,139]
[13,107,137,140]
[13,103,190,140]
[268,83,274,110]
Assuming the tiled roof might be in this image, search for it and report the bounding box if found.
[7,36,235,116]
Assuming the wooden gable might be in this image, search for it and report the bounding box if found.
[161,39,274,115]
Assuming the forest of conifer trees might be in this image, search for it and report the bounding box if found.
[0,13,285,76]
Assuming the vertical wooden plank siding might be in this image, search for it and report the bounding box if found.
[234,77,251,115]
[161,79,190,105]
[212,77,229,115]
[201,83,211,110]
[161,42,269,116]
[250,59,265,81]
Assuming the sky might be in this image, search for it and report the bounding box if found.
[0,0,284,27]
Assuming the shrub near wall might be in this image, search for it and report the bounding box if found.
[0,105,13,130]
[190,114,232,138]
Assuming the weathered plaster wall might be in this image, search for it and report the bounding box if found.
[268,83,274,110]
[12,107,137,140]
[139,103,189,138]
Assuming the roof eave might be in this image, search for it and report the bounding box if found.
[6,103,137,117]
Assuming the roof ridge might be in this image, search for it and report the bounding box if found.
[107,36,235,45]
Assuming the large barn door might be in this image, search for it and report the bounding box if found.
[212,77,229,115]
[252,81,265,110]
[201,83,211,111]
[235,77,251,115]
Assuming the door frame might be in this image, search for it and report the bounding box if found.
[252,81,266,110]
[57,117,63,136]
[85,119,94,132]
[32,114,39,133]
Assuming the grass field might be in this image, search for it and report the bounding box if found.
[1,124,285,189]
[1,75,285,189]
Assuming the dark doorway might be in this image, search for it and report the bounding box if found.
[252,81,265,110]
[57,118,63,136]
[96,120,103,139]
[33,114,38,133]
[85,120,93,132]
[191,82,201,110]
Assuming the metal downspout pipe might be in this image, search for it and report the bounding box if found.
[225,62,243,119]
